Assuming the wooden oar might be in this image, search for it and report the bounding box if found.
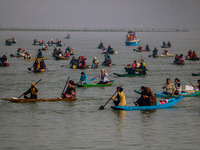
[189,81,195,87]
[61,76,70,97]
[28,66,33,71]
[99,85,122,110]
[90,67,111,81]
[18,79,42,99]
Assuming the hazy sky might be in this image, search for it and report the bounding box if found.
[0,0,199,29]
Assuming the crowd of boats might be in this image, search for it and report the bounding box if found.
[1,31,200,110]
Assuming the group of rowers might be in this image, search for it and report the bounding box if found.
[53,46,74,57]
[33,38,61,46]
[162,41,171,47]
[136,44,150,51]
[187,50,198,60]
[125,59,147,75]
[102,45,115,54]
[0,54,8,64]
[32,59,47,72]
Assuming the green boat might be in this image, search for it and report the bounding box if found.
[113,73,143,77]
[77,80,114,87]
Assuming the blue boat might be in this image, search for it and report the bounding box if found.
[111,96,183,110]
[134,90,199,98]
[125,31,140,46]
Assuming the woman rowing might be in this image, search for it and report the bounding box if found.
[79,72,89,84]
[134,86,156,106]
[69,56,78,68]
[111,87,126,106]
[162,78,176,95]
[98,69,109,84]
[61,80,76,99]
[23,83,38,99]
[152,47,158,57]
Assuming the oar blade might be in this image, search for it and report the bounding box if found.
[90,78,95,81]
[99,105,104,110]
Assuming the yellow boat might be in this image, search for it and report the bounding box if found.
[26,57,46,61]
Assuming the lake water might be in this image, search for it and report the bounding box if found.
[0,31,200,150]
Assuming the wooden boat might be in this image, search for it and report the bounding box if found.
[32,69,47,73]
[192,73,200,76]
[1,97,77,102]
[101,62,113,67]
[0,62,9,67]
[26,57,46,61]
[111,96,183,110]
[185,56,199,61]
[134,49,151,52]
[173,61,185,65]
[113,73,143,77]
[153,54,175,58]
[77,80,114,87]
[161,45,171,48]
[54,54,69,60]
[134,90,199,98]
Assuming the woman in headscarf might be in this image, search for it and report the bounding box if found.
[98,69,109,84]
[134,86,157,106]
[62,80,76,99]
[23,83,38,99]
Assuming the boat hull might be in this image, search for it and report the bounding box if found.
[154,54,175,58]
[77,80,114,87]
[134,90,199,98]
[111,96,183,110]
[125,39,140,46]
[113,73,143,77]
[1,97,77,102]
[0,62,9,67]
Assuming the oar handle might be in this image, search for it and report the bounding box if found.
[18,79,42,98]
[61,76,70,97]
[189,81,195,87]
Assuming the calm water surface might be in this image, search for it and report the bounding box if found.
[0,31,200,150]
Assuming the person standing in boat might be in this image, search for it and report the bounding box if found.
[62,80,76,99]
[79,72,89,84]
[98,69,109,84]
[111,87,126,106]
[162,78,176,95]
[134,86,157,106]
[174,78,182,95]
[23,83,38,99]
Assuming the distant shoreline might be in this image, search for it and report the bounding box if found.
[0,28,189,32]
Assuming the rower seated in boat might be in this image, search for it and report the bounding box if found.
[167,41,171,47]
[111,87,126,106]
[152,47,158,57]
[174,54,184,64]
[69,56,78,69]
[23,83,38,99]
[40,59,47,70]
[92,57,99,68]
[187,50,192,59]
[98,69,109,84]
[33,59,41,71]
[0,54,8,63]
[145,44,150,51]
[127,60,139,75]
[191,51,198,60]
[78,56,87,68]
[79,72,89,84]
[61,80,76,99]
[137,45,143,51]
[163,49,169,55]
[162,78,176,95]
[193,80,200,91]
[103,53,112,66]
[134,86,156,106]
[138,59,147,75]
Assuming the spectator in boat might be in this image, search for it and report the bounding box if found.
[187,50,192,59]
[137,45,143,51]
[92,57,99,68]
[33,59,40,71]
[174,78,182,95]
[134,86,156,106]
[192,51,197,59]
[162,78,176,95]
[57,48,62,56]
[152,47,158,57]
[103,53,112,66]
[112,87,126,106]
[139,59,147,75]
[174,54,179,62]
[98,69,109,84]
[37,49,43,58]
[79,72,89,84]
[127,60,139,75]
[163,49,169,55]
[0,55,8,63]
[40,59,47,70]
[62,80,76,99]
[69,56,78,68]
[23,83,38,99]
[178,54,184,63]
